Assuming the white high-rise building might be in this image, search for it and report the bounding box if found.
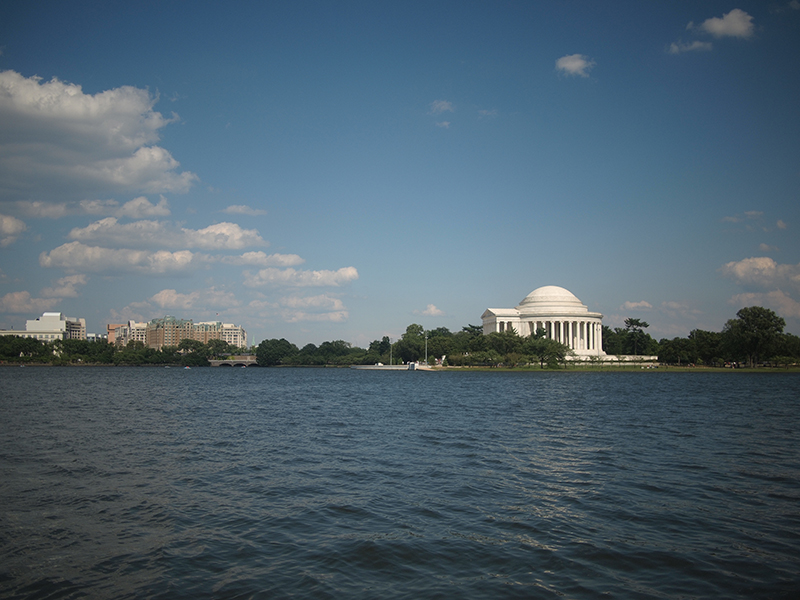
[22,312,86,341]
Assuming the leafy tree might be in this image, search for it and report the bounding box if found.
[206,339,234,359]
[394,324,425,363]
[722,306,786,367]
[688,329,722,366]
[624,318,650,356]
[524,337,570,369]
[485,330,523,356]
[256,338,298,366]
[602,325,624,355]
[658,337,694,365]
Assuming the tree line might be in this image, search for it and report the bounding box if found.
[257,324,575,368]
[256,306,799,369]
[657,306,799,367]
[0,337,242,366]
[2,305,797,368]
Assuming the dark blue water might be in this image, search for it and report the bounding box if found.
[1,368,798,599]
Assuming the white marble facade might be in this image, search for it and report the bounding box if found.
[482,286,605,357]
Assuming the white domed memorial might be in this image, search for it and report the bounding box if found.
[481,286,606,357]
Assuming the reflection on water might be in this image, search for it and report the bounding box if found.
[1,368,799,599]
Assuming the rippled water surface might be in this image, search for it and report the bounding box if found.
[1,367,799,599]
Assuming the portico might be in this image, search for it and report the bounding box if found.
[481,286,606,357]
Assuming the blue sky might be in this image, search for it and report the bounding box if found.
[1,1,799,346]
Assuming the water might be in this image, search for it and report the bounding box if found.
[1,367,798,599]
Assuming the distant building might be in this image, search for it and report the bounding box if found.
[108,316,247,350]
[0,312,87,342]
[482,285,605,357]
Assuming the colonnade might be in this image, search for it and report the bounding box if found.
[495,319,602,351]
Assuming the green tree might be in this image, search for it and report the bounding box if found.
[722,306,786,367]
[624,318,650,356]
[688,329,722,366]
[658,337,694,365]
[256,338,298,366]
[206,339,234,359]
[524,337,570,369]
[394,324,425,363]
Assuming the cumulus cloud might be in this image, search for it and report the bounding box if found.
[243,266,358,288]
[697,9,755,38]
[14,196,170,219]
[0,213,26,246]
[222,205,267,216]
[555,54,596,77]
[0,290,59,313]
[621,300,653,311]
[281,294,345,311]
[149,287,240,311]
[0,70,197,202]
[759,243,779,253]
[668,40,713,54]
[68,218,266,249]
[279,295,348,322]
[115,196,171,218]
[429,100,454,114]
[416,304,444,317]
[730,290,800,319]
[39,241,198,274]
[219,251,304,267]
[720,256,800,290]
[40,274,88,298]
[246,294,349,323]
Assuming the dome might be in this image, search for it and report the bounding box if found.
[516,285,589,315]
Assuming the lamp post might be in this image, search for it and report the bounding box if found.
[424,330,428,365]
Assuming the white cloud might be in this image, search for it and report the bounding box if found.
[245,294,350,323]
[698,9,755,38]
[0,70,197,202]
[40,274,88,298]
[621,300,653,311]
[720,256,800,290]
[149,287,240,311]
[222,205,267,216]
[555,54,596,77]
[115,196,171,218]
[668,40,713,54]
[243,266,358,288]
[435,121,450,128]
[478,109,498,118]
[281,310,349,323]
[0,290,59,313]
[730,290,800,319]
[13,196,170,219]
[280,294,345,311]
[220,251,304,267]
[759,243,779,253]
[777,220,787,229]
[39,241,198,274]
[0,213,26,246]
[68,218,266,249]
[416,304,444,317]
[430,100,454,114]
[14,201,71,218]
[279,294,349,322]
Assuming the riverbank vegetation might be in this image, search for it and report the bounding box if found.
[2,306,798,369]
[0,337,241,367]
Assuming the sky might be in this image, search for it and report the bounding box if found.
[1,0,799,347]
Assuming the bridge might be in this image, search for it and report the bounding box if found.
[209,355,259,367]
